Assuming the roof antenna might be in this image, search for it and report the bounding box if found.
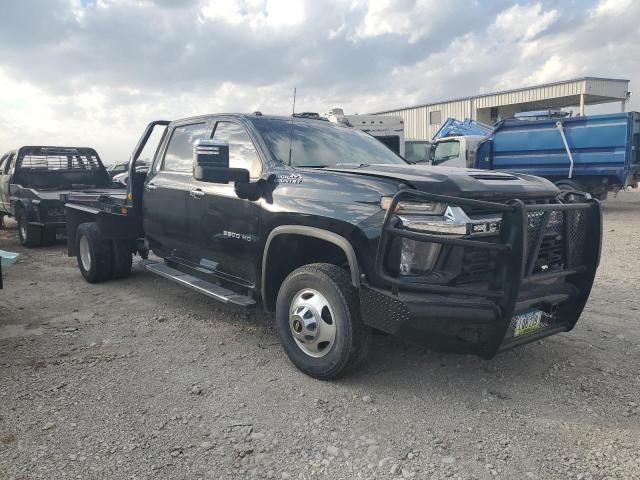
[288,87,297,166]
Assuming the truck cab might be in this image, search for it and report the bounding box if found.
[430,135,486,168]
[64,113,602,380]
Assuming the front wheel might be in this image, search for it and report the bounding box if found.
[555,180,581,194]
[276,263,371,380]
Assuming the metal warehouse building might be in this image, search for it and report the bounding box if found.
[373,77,631,140]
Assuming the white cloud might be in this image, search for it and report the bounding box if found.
[350,0,458,43]
[0,0,638,161]
[593,0,633,17]
[200,0,304,28]
[492,2,559,42]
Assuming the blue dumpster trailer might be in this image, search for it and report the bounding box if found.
[474,112,640,199]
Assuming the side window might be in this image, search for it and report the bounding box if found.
[212,122,262,178]
[4,154,15,174]
[162,123,208,173]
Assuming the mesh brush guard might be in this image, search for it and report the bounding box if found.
[372,189,602,357]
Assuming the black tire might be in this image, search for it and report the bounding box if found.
[0,213,4,229]
[275,263,371,380]
[76,222,113,283]
[111,239,133,279]
[16,208,41,248]
[555,180,580,193]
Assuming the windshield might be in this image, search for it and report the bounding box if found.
[252,117,407,167]
[405,141,430,163]
[432,140,463,167]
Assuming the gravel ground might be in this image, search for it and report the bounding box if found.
[1,192,639,480]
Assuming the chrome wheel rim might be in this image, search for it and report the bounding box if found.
[19,220,26,240]
[79,235,91,271]
[289,288,337,358]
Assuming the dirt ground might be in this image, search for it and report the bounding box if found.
[1,193,639,480]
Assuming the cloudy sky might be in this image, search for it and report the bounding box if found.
[0,0,638,164]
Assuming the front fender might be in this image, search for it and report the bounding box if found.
[261,225,361,296]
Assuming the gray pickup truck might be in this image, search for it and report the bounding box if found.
[0,146,112,247]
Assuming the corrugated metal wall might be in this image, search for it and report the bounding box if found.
[585,78,629,99]
[474,80,585,109]
[380,99,473,140]
[374,78,630,141]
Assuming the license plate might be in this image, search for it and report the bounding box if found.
[513,310,543,337]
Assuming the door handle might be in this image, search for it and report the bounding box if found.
[190,188,205,199]
[145,183,157,191]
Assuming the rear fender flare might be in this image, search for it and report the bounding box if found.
[14,199,34,219]
[261,225,360,301]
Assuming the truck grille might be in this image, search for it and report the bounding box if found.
[456,207,588,285]
[457,247,496,285]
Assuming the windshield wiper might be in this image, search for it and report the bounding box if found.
[333,163,370,168]
[296,163,372,169]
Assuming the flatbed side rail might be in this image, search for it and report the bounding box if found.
[64,201,142,256]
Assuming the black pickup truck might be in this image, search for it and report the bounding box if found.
[0,146,112,247]
[64,114,602,379]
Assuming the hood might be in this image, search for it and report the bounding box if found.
[322,164,558,200]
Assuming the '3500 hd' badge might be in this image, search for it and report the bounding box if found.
[223,231,254,242]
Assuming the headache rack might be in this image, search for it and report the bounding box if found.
[374,189,601,302]
[17,147,102,171]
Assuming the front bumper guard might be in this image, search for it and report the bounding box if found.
[366,189,602,358]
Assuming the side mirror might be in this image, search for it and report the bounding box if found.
[192,139,249,184]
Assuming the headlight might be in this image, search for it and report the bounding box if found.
[380,196,445,215]
[399,239,441,276]
[400,206,501,236]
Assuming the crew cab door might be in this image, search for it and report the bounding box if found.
[188,120,263,287]
[143,121,211,257]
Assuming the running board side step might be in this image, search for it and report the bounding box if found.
[140,259,256,308]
